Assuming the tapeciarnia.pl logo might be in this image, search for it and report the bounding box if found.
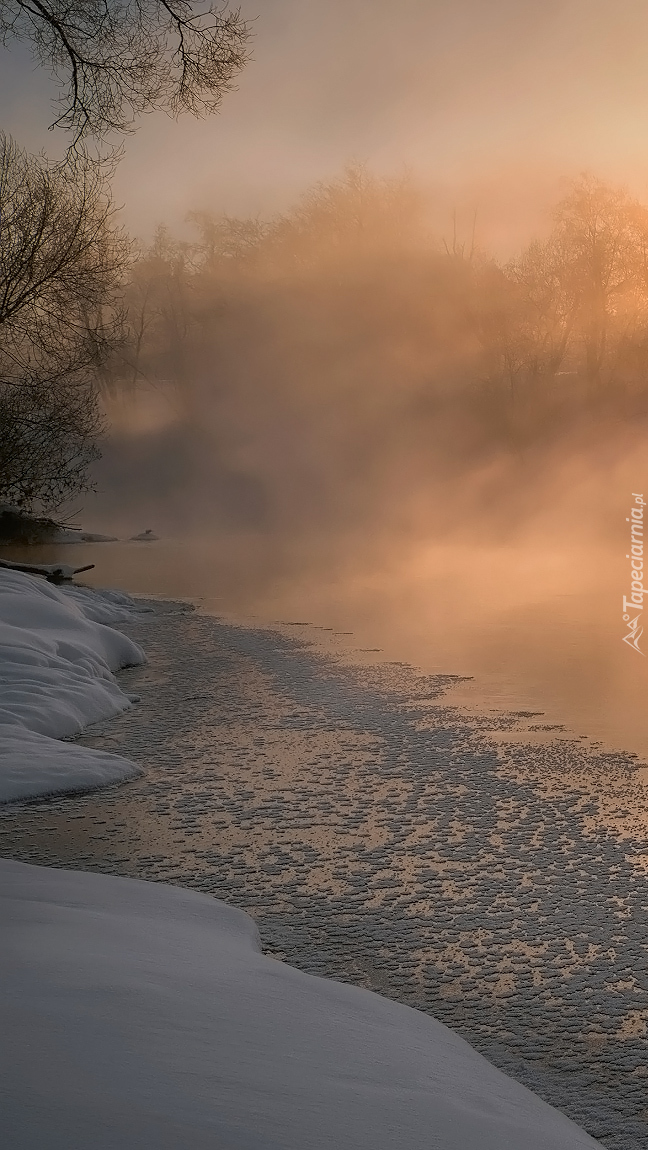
[623,492,646,655]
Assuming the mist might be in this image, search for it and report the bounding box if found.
[5,1,648,240]
[110,0,648,241]
[55,148,644,774]
[5,10,648,1146]
[5,0,647,749]
[89,164,647,551]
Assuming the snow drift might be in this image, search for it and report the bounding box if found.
[0,859,602,1150]
[0,569,145,802]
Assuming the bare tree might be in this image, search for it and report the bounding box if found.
[0,1,250,147]
[268,164,430,270]
[505,237,578,380]
[117,224,196,389]
[484,176,648,408]
[551,175,646,388]
[0,133,129,507]
[0,4,250,509]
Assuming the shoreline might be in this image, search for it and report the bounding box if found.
[3,534,648,764]
[2,595,648,1147]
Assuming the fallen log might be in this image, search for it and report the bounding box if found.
[0,558,95,584]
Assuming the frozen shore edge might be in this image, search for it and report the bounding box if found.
[0,569,145,803]
[1,857,603,1150]
[0,571,603,1148]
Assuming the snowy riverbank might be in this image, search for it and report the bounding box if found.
[0,569,145,802]
[0,571,615,1147]
[1,857,602,1150]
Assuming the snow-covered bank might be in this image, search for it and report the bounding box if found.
[0,570,145,802]
[0,859,602,1150]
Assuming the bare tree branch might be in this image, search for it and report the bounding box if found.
[0,1,250,146]
[0,133,130,508]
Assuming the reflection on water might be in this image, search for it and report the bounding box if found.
[2,534,647,762]
[2,599,647,1148]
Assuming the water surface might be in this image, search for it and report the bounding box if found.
[4,535,647,764]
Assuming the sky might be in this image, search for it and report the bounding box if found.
[2,0,648,249]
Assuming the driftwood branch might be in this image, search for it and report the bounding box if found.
[0,557,95,583]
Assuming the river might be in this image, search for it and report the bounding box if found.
[2,533,648,1148]
[3,533,648,766]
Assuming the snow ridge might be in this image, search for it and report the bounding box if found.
[1,858,603,1150]
[0,569,145,802]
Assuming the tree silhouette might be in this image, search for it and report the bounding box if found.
[0,133,128,507]
[0,1,249,146]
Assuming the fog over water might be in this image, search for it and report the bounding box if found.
[3,0,648,768]
[9,510,648,777]
[5,14,648,1150]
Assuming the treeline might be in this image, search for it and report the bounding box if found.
[118,166,648,440]
[96,165,648,532]
[9,159,645,522]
